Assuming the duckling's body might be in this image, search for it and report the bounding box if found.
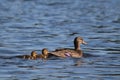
[36,54,45,59]
[23,55,31,59]
[37,48,52,59]
[37,48,57,59]
[16,51,38,60]
[49,37,87,58]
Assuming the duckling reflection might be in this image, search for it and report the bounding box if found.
[73,59,83,66]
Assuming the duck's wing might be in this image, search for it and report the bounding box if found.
[55,48,73,51]
[49,51,66,58]
[49,49,74,58]
[47,52,60,58]
[50,49,83,58]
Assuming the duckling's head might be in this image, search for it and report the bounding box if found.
[31,51,37,57]
[74,36,87,50]
[42,48,49,58]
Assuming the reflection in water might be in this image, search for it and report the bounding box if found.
[0,0,120,80]
[73,59,83,66]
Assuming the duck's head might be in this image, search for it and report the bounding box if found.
[42,48,49,59]
[74,37,87,44]
[31,51,37,57]
[74,36,87,50]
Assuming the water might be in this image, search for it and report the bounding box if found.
[0,0,120,80]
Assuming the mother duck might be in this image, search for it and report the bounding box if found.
[49,36,87,58]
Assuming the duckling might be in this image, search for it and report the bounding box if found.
[29,50,38,59]
[16,51,38,60]
[49,36,87,58]
[41,48,49,59]
[37,48,49,59]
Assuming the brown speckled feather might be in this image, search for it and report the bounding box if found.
[50,48,83,58]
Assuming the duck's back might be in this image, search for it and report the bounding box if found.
[50,48,83,58]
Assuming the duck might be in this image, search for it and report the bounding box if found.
[16,51,38,60]
[37,48,54,59]
[49,36,87,58]
[37,48,59,60]
[29,50,38,59]
[41,48,49,59]
[37,48,47,59]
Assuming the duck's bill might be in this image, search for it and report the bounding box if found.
[82,40,87,44]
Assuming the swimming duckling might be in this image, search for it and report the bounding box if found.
[16,51,38,60]
[41,48,49,59]
[49,36,87,58]
[29,50,38,59]
[37,48,57,60]
[37,48,49,59]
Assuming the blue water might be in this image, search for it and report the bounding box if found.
[0,0,120,80]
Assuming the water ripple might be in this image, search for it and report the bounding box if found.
[0,0,120,80]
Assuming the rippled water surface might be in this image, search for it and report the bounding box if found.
[0,0,120,80]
